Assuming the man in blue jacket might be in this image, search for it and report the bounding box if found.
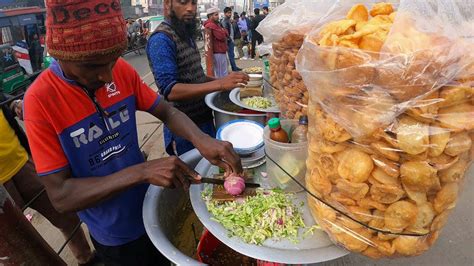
[146,0,249,156]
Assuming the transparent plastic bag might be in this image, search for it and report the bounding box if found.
[296,1,474,258]
[297,0,472,137]
[268,31,308,119]
[256,0,336,44]
[259,0,336,119]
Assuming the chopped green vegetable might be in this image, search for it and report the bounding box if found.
[303,225,322,238]
[204,189,309,245]
[202,187,213,199]
[242,96,273,109]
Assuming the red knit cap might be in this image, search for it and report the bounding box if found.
[46,0,127,61]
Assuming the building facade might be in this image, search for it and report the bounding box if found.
[132,0,148,14]
[214,0,285,14]
[269,0,285,9]
[121,0,145,18]
[0,0,45,9]
[148,0,163,16]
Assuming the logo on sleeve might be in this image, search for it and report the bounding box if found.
[106,82,121,98]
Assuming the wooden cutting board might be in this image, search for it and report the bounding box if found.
[211,185,257,202]
[210,170,258,202]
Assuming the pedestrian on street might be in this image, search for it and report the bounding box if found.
[222,7,241,71]
[0,93,96,265]
[239,12,251,43]
[23,1,244,265]
[233,14,244,59]
[146,0,249,156]
[263,6,270,16]
[137,19,144,34]
[28,34,43,72]
[250,8,265,59]
[204,7,230,78]
[238,12,249,42]
[127,18,141,49]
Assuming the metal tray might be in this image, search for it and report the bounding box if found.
[189,159,349,264]
[229,88,281,113]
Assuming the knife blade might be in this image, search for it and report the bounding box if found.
[197,177,261,188]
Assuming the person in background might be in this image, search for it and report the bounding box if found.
[250,8,265,59]
[146,0,249,156]
[233,13,243,59]
[29,34,43,72]
[204,7,230,78]
[127,18,141,48]
[263,6,270,16]
[238,12,248,41]
[222,7,241,71]
[137,18,144,34]
[142,19,149,36]
[239,12,251,43]
[24,0,244,265]
[0,94,96,265]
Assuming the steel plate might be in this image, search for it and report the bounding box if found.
[229,88,281,113]
[190,159,349,264]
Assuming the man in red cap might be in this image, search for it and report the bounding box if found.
[23,0,242,265]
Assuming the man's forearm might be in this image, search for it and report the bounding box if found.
[167,81,222,101]
[206,76,216,82]
[46,165,145,213]
[160,105,208,146]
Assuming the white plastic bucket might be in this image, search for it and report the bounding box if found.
[264,120,308,192]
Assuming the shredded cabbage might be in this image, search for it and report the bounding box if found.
[242,96,273,109]
[203,188,314,245]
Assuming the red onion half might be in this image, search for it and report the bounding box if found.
[224,174,246,196]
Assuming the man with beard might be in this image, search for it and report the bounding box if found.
[146,0,249,156]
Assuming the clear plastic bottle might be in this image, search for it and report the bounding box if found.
[291,115,308,143]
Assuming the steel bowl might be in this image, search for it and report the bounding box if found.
[205,91,267,129]
[143,149,205,265]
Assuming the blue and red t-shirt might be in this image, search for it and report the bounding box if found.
[24,58,160,246]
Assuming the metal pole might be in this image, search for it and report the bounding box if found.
[0,186,66,266]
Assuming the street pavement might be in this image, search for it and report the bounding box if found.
[28,45,262,265]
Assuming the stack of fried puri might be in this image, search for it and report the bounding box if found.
[302,2,473,258]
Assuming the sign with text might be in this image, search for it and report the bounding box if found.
[254,0,269,9]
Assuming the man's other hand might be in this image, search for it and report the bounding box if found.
[219,72,249,91]
[194,135,243,176]
[139,156,201,190]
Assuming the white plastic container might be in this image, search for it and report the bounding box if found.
[263,119,308,192]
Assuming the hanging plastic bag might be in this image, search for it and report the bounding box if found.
[296,0,473,258]
[257,0,340,119]
[256,0,338,44]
